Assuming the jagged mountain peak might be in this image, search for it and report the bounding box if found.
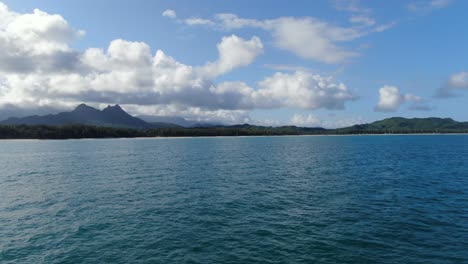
[72,104,100,115]
[102,104,126,114]
[74,103,96,111]
[0,103,153,129]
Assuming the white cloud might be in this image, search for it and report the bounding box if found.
[1,54,355,116]
[375,86,404,112]
[5,8,83,54]
[176,12,394,64]
[291,114,321,127]
[162,9,176,19]
[267,17,363,64]
[164,12,216,26]
[0,2,83,73]
[254,71,355,109]
[200,35,263,78]
[125,104,251,125]
[0,2,357,124]
[184,18,214,26]
[290,113,364,128]
[375,85,429,112]
[213,14,364,63]
[163,10,214,27]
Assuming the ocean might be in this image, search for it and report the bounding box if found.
[1,135,468,263]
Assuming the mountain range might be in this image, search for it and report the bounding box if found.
[0,104,213,129]
[2,104,468,134]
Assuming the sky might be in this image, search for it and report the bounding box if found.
[0,0,467,127]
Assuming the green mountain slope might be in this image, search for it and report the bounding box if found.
[334,117,468,134]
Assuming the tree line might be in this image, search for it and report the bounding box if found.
[1,124,467,139]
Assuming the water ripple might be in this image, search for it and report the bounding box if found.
[1,136,468,263]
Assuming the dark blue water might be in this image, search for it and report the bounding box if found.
[1,136,468,263]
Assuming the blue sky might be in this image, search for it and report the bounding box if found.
[0,0,467,127]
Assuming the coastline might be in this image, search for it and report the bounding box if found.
[1,133,468,141]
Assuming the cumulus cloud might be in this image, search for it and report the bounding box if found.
[375,86,405,111]
[0,2,84,73]
[200,35,263,78]
[254,71,355,109]
[0,2,357,123]
[375,85,430,112]
[126,104,251,125]
[162,9,176,19]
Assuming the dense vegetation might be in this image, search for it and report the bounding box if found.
[331,117,468,134]
[0,125,144,139]
[0,124,326,139]
[1,117,468,139]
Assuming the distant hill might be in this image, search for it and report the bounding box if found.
[334,117,468,134]
[0,104,174,129]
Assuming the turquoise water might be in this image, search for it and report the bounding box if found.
[1,135,468,263]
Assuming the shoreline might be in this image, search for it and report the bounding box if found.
[1,133,468,141]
